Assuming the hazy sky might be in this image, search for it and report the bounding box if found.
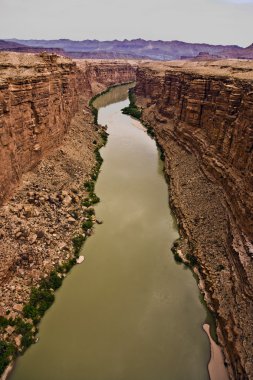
[0,0,252,46]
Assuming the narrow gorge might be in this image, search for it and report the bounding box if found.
[0,53,252,380]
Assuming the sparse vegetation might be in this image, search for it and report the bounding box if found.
[82,220,93,230]
[72,235,86,256]
[217,264,225,271]
[146,126,155,138]
[86,207,95,216]
[40,271,63,291]
[121,89,142,119]
[84,181,95,193]
[14,318,35,349]
[173,252,183,263]
[171,240,183,263]
[57,258,76,274]
[186,253,199,267]
[23,287,55,322]
[0,250,81,374]
[0,340,16,376]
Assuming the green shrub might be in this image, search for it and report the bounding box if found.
[86,208,95,216]
[0,317,9,329]
[89,193,100,204]
[13,318,35,349]
[84,181,95,193]
[122,106,142,119]
[173,252,183,263]
[21,333,34,349]
[22,287,55,322]
[82,193,100,207]
[147,126,155,137]
[100,130,108,144]
[37,296,55,317]
[121,88,142,120]
[186,253,198,267]
[40,271,63,291]
[90,106,98,125]
[14,318,32,335]
[23,304,38,320]
[82,220,93,230]
[91,172,97,181]
[82,198,91,207]
[72,235,86,255]
[0,340,15,376]
[59,258,76,273]
[160,150,165,161]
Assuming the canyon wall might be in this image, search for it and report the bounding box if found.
[75,59,137,94]
[0,53,136,377]
[134,60,253,379]
[0,53,136,205]
[0,53,81,205]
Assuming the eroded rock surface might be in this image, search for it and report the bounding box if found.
[134,59,253,380]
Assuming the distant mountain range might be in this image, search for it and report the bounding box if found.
[1,38,253,60]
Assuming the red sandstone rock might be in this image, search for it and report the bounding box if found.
[134,60,253,380]
[0,53,136,206]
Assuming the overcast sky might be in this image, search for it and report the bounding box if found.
[0,0,252,46]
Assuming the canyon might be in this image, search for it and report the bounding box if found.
[0,52,252,379]
[133,59,253,379]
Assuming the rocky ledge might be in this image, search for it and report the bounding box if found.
[134,59,253,380]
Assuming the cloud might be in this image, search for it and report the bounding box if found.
[223,0,253,3]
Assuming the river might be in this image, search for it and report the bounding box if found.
[10,83,211,380]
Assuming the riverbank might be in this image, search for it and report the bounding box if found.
[133,60,253,379]
[0,93,102,377]
[0,52,136,377]
[140,111,238,380]
[0,84,135,379]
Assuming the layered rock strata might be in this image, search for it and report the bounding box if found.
[134,60,253,380]
[75,59,137,94]
[0,52,135,374]
[0,52,80,205]
[0,53,136,205]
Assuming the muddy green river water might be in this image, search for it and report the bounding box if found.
[10,84,211,380]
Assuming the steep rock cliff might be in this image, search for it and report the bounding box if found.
[0,53,82,205]
[75,59,137,94]
[134,60,253,380]
[0,53,136,205]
